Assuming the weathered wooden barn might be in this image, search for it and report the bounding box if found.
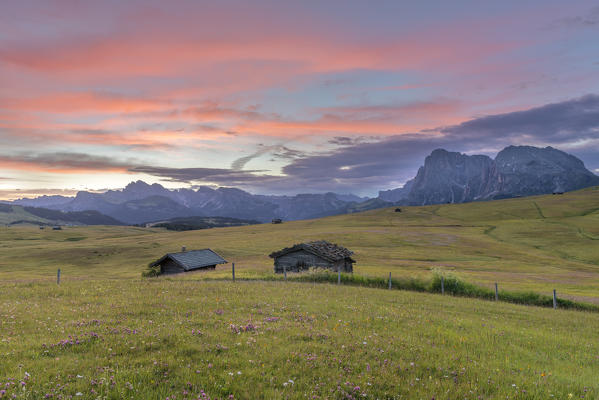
[151,249,227,275]
[269,240,355,274]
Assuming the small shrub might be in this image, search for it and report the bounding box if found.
[141,263,160,278]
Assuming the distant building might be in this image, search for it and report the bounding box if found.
[394,208,402,212]
[52,226,62,230]
[271,218,282,224]
[150,248,227,275]
[269,240,355,274]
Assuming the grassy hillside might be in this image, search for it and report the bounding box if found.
[0,204,50,225]
[0,186,597,302]
[0,280,597,399]
[1,189,599,399]
[0,204,122,226]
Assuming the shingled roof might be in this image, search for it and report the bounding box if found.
[151,249,227,271]
[269,240,355,262]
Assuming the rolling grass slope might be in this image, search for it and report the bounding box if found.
[0,204,50,225]
[0,186,597,302]
[0,204,122,226]
[0,280,597,399]
[1,189,599,399]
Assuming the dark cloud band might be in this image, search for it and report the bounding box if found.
[3,95,598,195]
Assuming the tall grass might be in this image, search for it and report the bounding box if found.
[254,269,599,312]
[2,279,598,399]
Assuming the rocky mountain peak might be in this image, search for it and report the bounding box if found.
[392,145,599,205]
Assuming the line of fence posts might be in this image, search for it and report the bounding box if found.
[495,282,498,301]
[441,275,444,295]
[262,267,561,311]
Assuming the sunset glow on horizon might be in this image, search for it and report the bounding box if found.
[1,0,599,198]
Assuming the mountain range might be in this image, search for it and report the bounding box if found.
[12,182,379,224]
[378,145,599,205]
[9,145,599,224]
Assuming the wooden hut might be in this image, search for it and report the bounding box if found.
[269,240,355,274]
[150,248,227,275]
[271,218,282,224]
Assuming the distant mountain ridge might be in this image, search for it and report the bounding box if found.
[379,145,599,205]
[12,182,388,224]
[11,145,599,223]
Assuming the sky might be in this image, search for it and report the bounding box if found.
[1,0,599,199]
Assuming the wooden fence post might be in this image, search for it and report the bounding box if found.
[441,276,444,295]
[388,272,392,290]
[232,263,235,282]
[495,283,498,301]
[57,268,61,285]
[553,289,557,309]
[284,265,287,281]
[337,266,341,285]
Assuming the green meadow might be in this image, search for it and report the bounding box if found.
[1,281,598,399]
[1,186,598,301]
[1,187,599,399]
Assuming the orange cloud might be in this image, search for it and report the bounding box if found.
[231,101,466,138]
[0,9,517,94]
[3,92,168,114]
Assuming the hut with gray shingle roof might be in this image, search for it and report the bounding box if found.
[269,240,355,274]
[151,248,227,275]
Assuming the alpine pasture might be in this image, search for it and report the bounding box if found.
[1,187,599,399]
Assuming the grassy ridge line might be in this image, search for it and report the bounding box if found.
[173,270,599,312]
